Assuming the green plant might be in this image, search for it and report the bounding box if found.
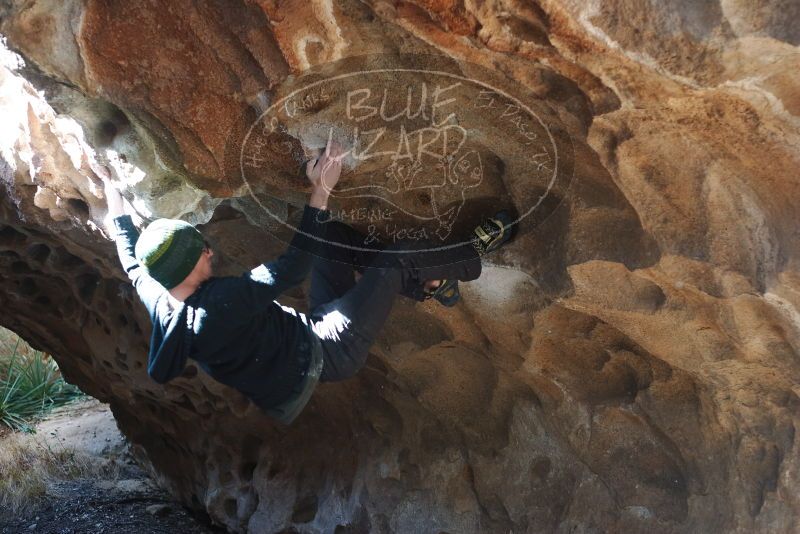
[0,336,84,431]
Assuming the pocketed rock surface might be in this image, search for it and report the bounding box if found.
[0,1,799,532]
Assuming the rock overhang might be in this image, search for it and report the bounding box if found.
[0,1,798,532]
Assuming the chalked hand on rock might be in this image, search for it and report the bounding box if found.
[306,139,345,210]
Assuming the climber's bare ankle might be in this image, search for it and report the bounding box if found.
[424,279,442,291]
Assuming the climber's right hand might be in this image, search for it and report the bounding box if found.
[305,140,344,194]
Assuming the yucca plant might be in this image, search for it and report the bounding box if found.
[0,336,83,431]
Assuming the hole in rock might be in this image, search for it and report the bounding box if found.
[218,449,232,467]
[95,107,131,146]
[206,202,242,223]
[530,456,552,481]
[76,273,100,303]
[97,120,118,145]
[0,250,21,261]
[304,41,325,67]
[52,249,84,269]
[19,277,38,296]
[241,435,262,456]
[239,461,257,482]
[35,296,51,306]
[0,225,26,246]
[240,435,262,481]
[291,494,319,524]
[223,498,237,519]
[181,365,198,378]
[175,396,196,413]
[60,296,78,317]
[11,261,30,274]
[66,198,90,217]
[267,458,285,479]
[117,313,129,327]
[26,243,50,263]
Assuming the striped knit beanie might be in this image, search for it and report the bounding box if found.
[135,218,205,289]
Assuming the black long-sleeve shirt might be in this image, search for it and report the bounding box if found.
[111,205,329,409]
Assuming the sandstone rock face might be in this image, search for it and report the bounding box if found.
[0,1,799,532]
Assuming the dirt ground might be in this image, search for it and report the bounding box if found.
[0,399,224,534]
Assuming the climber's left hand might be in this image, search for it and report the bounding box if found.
[101,177,127,234]
[103,180,125,217]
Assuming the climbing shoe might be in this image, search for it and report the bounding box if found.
[424,279,460,307]
[471,210,516,256]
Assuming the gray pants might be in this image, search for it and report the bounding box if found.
[308,220,482,382]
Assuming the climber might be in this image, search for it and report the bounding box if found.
[101,140,515,424]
